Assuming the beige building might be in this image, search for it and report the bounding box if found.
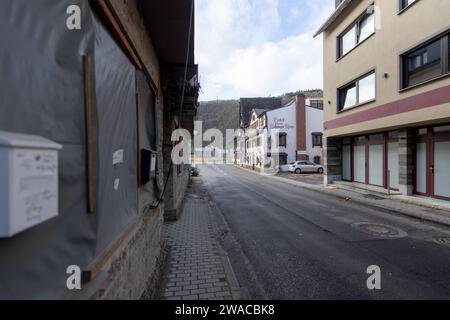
[315,0,450,201]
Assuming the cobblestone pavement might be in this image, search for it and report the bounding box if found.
[161,181,240,300]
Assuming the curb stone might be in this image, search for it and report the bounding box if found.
[234,164,450,229]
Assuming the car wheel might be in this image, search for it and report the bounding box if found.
[295,168,301,174]
[318,168,324,174]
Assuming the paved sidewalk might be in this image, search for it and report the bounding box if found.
[235,164,450,229]
[161,180,240,300]
[276,172,323,185]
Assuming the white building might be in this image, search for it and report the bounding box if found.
[242,94,324,171]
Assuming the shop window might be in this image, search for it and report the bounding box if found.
[369,133,384,141]
[418,128,428,136]
[388,131,399,140]
[434,125,450,134]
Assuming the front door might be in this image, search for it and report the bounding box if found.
[432,140,450,199]
[415,126,450,200]
[352,134,385,186]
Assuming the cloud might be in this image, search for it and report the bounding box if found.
[195,0,335,101]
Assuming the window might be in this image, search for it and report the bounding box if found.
[279,133,287,147]
[399,0,416,11]
[401,34,450,89]
[309,100,324,110]
[312,133,323,147]
[338,5,375,58]
[358,72,376,103]
[358,11,375,43]
[340,83,357,110]
[268,136,272,149]
[338,71,376,111]
[341,25,357,56]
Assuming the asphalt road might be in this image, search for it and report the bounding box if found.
[199,164,450,300]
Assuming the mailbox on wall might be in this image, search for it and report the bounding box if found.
[0,131,62,237]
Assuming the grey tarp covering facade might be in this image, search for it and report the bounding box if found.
[136,71,158,208]
[0,0,154,298]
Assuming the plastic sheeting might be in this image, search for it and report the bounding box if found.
[136,71,159,208]
[0,0,153,298]
[93,7,138,255]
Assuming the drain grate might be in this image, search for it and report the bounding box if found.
[434,237,450,246]
[351,222,408,238]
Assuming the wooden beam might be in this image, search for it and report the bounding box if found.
[82,219,139,283]
[136,76,142,187]
[94,0,143,70]
[83,55,95,214]
[93,0,160,96]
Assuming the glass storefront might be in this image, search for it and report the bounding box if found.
[434,141,450,199]
[344,131,399,189]
[415,125,450,200]
[342,145,352,181]
[353,145,366,183]
[369,144,383,186]
[340,125,449,200]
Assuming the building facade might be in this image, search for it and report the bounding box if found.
[316,0,450,201]
[0,0,199,299]
[241,95,324,171]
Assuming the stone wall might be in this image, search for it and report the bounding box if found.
[398,128,414,196]
[89,208,166,300]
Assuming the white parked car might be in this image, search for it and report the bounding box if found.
[288,161,324,174]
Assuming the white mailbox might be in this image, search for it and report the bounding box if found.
[0,131,62,237]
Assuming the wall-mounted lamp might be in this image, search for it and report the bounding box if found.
[383,73,389,79]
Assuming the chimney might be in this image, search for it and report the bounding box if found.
[295,94,307,161]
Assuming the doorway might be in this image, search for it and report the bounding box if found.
[415,125,450,200]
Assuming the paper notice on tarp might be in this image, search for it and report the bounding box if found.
[114,178,120,191]
[113,149,124,165]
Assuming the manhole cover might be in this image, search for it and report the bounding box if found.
[434,237,450,246]
[351,222,407,238]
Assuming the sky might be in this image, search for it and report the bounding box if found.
[195,0,335,101]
